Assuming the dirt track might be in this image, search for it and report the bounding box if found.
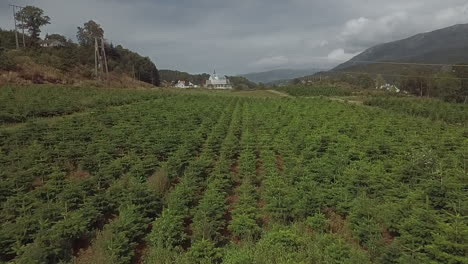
[266,90,291,97]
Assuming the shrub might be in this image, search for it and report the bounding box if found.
[0,51,16,71]
[104,204,148,264]
[148,209,187,249]
[258,228,304,252]
[306,212,328,233]
[228,214,262,241]
[186,239,223,264]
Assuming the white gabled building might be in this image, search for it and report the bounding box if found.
[205,70,232,89]
[378,83,401,93]
[39,39,65,48]
[175,80,197,88]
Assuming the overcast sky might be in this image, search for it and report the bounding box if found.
[1,0,467,74]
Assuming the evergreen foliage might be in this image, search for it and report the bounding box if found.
[0,86,466,264]
[277,85,353,97]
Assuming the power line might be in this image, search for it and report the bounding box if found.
[289,56,468,68]
[318,71,468,81]
[309,60,468,81]
[343,60,468,68]
[297,58,468,81]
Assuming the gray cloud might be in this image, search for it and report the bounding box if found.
[337,2,468,52]
[1,0,467,74]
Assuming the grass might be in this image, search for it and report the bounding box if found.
[162,88,284,98]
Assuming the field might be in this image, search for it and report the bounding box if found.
[0,85,466,264]
[276,85,353,97]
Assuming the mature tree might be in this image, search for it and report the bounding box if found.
[135,57,161,86]
[0,28,20,49]
[45,33,67,43]
[452,64,468,103]
[77,20,104,46]
[400,76,430,97]
[357,74,375,89]
[15,6,51,46]
[375,74,386,89]
[432,72,461,101]
[158,70,209,86]
[228,76,258,90]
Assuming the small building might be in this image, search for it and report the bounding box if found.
[174,80,197,88]
[39,39,65,48]
[378,83,400,93]
[205,70,232,89]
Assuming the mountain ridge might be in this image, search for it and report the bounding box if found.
[333,23,468,71]
[240,68,322,83]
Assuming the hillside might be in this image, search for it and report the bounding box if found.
[1,16,160,88]
[159,69,210,86]
[240,68,321,83]
[160,69,258,89]
[291,24,468,102]
[333,23,468,71]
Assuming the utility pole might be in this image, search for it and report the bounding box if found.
[10,4,26,48]
[10,5,19,49]
[20,9,26,48]
[94,38,109,80]
[100,38,109,76]
[94,38,100,79]
[94,38,99,78]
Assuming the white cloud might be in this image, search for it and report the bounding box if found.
[338,12,410,50]
[340,17,370,39]
[319,40,329,47]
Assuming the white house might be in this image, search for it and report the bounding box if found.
[378,83,400,93]
[39,39,65,48]
[205,70,232,89]
[175,80,197,88]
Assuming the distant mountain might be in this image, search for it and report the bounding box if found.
[267,78,295,86]
[333,23,468,71]
[240,68,321,84]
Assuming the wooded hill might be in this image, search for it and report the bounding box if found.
[160,69,258,90]
[294,24,468,103]
[0,6,160,88]
[334,23,468,71]
[159,70,210,87]
[240,68,321,84]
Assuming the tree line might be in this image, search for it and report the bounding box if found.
[294,66,468,103]
[0,6,160,86]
